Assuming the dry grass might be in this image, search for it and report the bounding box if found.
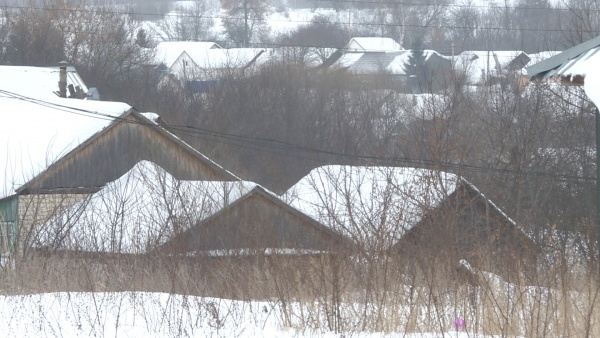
[2,248,600,337]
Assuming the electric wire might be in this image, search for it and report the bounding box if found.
[1,89,596,183]
[0,3,598,35]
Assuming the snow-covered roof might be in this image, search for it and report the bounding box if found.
[387,50,449,74]
[334,52,366,69]
[0,65,88,99]
[527,35,600,81]
[345,37,402,52]
[334,51,403,74]
[456,50,529,84]
[184,48,267,69]
[332,50,449,75]
[44,161,256,253]
[283,166,460,246]
[583,51,600,112]
[154,41,222,68]
[527,51,562,64]
[0,66,131,198]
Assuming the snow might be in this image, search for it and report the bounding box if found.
[188,247,328,257]
[0,66,131,198]
[154,41,221,68]
[0,291,511,338]
[0,65,88,99]
[333,52,365,68]
[345,37,403,52]
[387,50,449,74]
[455,50,526,84]
[284,166,459,245]
[185,48,267,69]
[582,51,600,108]
[43,161,255,253]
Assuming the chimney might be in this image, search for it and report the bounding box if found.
[58,60,68,98]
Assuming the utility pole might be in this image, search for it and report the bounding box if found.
[596,106,600,277]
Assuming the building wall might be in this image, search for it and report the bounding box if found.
[164,193,349,255]
[22,114,233,193]
[17,193,88,256]
[0,196,18,253]
[394,184,537,281]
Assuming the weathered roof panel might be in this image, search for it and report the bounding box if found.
[526,35,600,80]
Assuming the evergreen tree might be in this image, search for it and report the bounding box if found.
[402,39,427,93]
[135,29,151,48]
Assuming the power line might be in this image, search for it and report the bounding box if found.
[0,0,595,16]
[314,0,596,11]
[0,4,598,35]
[1,89,595,184]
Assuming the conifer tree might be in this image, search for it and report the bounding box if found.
[402,38,427,93]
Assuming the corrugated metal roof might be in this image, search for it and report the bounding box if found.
[526,35,600,81]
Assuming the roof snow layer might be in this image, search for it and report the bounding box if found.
[0,66,131,198]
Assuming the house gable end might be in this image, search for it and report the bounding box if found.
[165,187,352,254]
[18,111,237,194]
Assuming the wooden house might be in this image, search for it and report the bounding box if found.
[327,38,452,93]
[0,66,238,258]
[392,178,538,282]
[159,185,353,256]
[155,41,269,92]
[455,50,531,86]
[285,165,538,282]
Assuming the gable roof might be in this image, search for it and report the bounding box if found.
[0,65,88,99]
[0,65,238,198]
[14,109,239,195]
[155,41,222,68]
[332,50,450,75]
[185,48,267,69]
[526,35,600,82]
[0,91,132,198]
[284,166,460,246]
[455,50,530,84]
[165,48,268,80]
[283,165,524,248]
[335,51,404,74]
[43,161,252,253]
[387,50,450,75]
[344,37,402,52]
[160,185,353,255]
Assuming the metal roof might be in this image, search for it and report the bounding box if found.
[526,35,600,81]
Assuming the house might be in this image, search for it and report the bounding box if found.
[155,41,222,71]
[159,185,353,256]
[155,41,269,92]
[154,183,354,298]
[344,37,403,52]
[515,51,562,88]
[284,165,538,280]
[327,38,452,93]
[41,161,249,253]
[455,50,531,86]
[526,35,600,86]
[0,65,238,258]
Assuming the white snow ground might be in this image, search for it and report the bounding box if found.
[0,291,513,337]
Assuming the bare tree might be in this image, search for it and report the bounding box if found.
[221,0,270,46]
[3,8,65,66]
[53,4,155,100]
[154,0,217,42]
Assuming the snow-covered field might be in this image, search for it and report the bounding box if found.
[0,291,511,337]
